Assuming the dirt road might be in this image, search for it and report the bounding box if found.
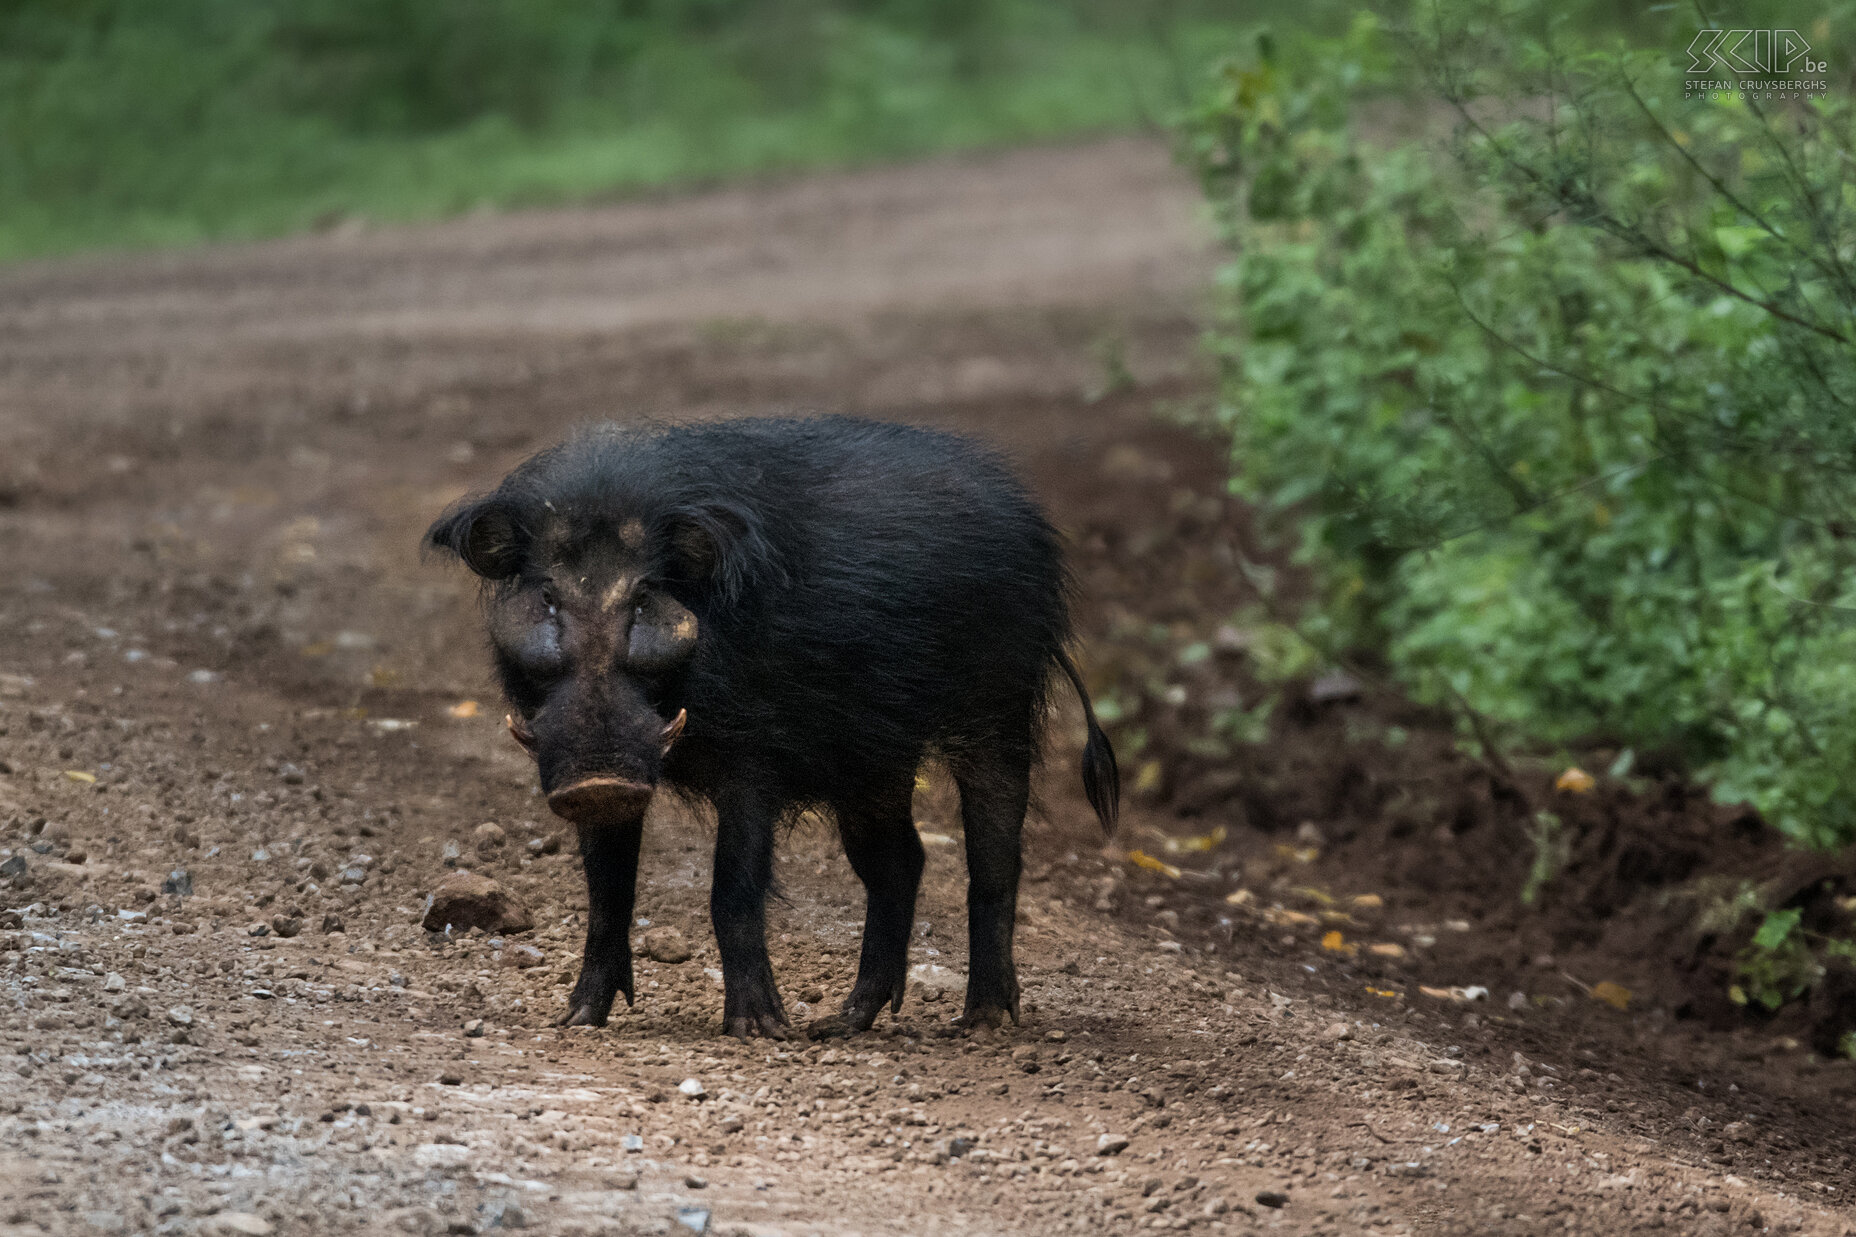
[1,138,1852,1237]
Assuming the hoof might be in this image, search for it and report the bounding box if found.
[805,1015,868,1041]
[724,1013,791,1040]
[558,1003,608,1028]
[955,1004,1015,1030]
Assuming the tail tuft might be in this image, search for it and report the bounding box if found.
[1058,651,1120,835]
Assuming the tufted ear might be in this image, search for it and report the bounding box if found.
[663,500,778,600]
[425,495,527,580]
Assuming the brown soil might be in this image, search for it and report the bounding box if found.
[0,137,1852,1237]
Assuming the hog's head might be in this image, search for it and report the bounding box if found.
[425,482,736,828]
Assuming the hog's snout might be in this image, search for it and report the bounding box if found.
[547,775,654,825]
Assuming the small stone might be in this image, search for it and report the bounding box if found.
[438,1070,464,1086]
[1429,1058,1466,1076]
[162,869,193,896]
[1096,1133,1130,1156]
[209,1214,275,1236]
[639,926,693,964]
[1322,1022,1352,1042]
[463,1019,485,1038]
[103,972,126,992]
[1507,991,1528,1011]
[473,822,507,853]
[1255,1191,1289,1209]
[166,1005,193,1028]
[1723,1121,1754,1144]
[718,1114,744,1133]
[1309,670,1362,703]
[338,865,368,885]
[0,855,27,878]
[483,1200,527,1230]
[322,913,346,934]
[677,1077,707,1100]
[248,922,270,937]
[270,914,302,939]
[684,1174,709,1189]
[620,1134,644,1153]
[422,872,533,934]
[0,910,21,929]
[385,1207,446,1235]
[498,943,544,969]
[675,1208,709,1234]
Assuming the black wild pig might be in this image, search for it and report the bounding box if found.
[426,417,1118,1038]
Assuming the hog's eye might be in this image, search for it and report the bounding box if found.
[540,584,559,617]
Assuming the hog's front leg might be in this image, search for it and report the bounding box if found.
[562,822,643,1027]
[711,784,788,1039]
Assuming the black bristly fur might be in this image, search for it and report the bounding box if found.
[426,416,1119,1038]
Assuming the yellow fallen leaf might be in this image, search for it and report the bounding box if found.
[1264,908,1321,929]
[1127,850,1182,879]
[1351,893,1385,911]
[1164,825,1227,854]
[1319,910,1356,927]
[1368,942,1407,959]
[447,700,481,719]
[1366,986,1401,999]
[1133,760,1165,795]
[1589,980,1631,1010]
[1555,766,1596,793]
[1321,931,1357,957]
[1224,888,1254,907]
[63,770,97,784]
[1274,844,1320,864]
[1291,885,1336,906]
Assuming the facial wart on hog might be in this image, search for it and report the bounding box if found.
[425,416,1119,1038]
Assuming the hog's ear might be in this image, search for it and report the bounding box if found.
[425,497,526,580]
[665,501,779,600]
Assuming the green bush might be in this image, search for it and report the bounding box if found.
[1185,6,1856,846]
[0,0,1281,260]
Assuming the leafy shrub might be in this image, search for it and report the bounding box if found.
[1185,6,1856,846]
[0,0,1284,259]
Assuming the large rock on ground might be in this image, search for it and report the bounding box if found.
[421,871,533,934]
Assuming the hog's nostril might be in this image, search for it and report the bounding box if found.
[546,776,654,825]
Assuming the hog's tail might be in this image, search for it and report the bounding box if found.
[1057,650,1120,836]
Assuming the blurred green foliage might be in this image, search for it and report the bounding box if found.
[0,0,1282,260]
[1184,3,1856,848]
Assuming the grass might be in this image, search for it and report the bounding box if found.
[0,1,1281,263]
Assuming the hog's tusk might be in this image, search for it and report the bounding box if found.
[505,713,539,759]
[660,708,688,756]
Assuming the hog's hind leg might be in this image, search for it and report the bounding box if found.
[712,783,790,1039]
[951,742,1031,1027]
[811,774,925,1039]
[562,822,643,1027]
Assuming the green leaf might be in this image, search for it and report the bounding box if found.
[1752,908,1802,951]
